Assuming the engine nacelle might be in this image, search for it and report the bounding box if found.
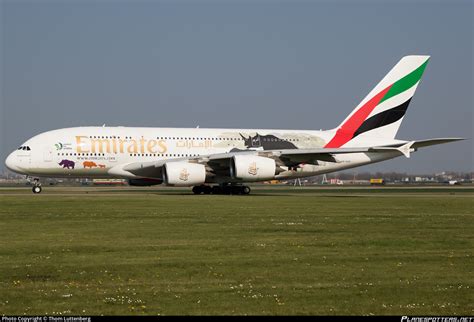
[231,155,276,181]
[163,162,206,186]
[128,178,163,186]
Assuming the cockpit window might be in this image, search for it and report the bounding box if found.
[18,146,31,151]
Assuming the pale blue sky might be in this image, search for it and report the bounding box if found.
[1,0,472,173]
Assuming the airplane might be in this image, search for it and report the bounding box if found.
[4,55,464,194]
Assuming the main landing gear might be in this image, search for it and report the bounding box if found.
[192,184,251,195]
[31,178,42,194]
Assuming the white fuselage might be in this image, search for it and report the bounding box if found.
[5,126,403,183]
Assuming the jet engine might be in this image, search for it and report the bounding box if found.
[230,155,276,181]
[163,162,206,186]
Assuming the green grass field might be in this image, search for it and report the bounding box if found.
[0,186,472,315]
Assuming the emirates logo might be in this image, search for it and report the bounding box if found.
[248,162,258,176]
[179,168,190,181]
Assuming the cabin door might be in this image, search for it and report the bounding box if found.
[43,147,53,162]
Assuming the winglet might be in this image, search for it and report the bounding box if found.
[397,141,416,158]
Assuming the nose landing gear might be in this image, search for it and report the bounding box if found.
[31,178,42,194]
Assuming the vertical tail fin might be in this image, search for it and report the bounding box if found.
[325,55,430,148]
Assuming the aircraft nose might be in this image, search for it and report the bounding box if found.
[5,152,21,173]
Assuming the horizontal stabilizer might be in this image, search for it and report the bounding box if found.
[369,138,465,158]
[409,138,466,149]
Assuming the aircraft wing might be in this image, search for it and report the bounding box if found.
[206,137,465,163]
[108,147,370,179]
[109,138,465,179]
[205,147,371,166]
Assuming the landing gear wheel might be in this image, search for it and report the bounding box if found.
[32,186,42,194]
[192,186,202,195]
[192,185,212,195]
[194,185,251,195]
[211,186,222,195]
[31,178,42,194]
